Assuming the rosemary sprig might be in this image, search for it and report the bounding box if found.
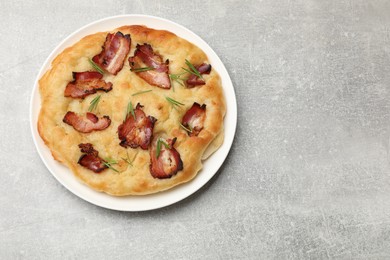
[169,72,186,87]
[132,89,152,96]
[105,158,117,164]
[185,59,203,79]
[165,96,184,108]
[182,67,203,79]
[131,67,155,72]
[156,138,171,158]
[156,140,161,158]
[180,123,193,133]
[88,58,104,74]
[126,101,136,120]
[88,95,101,112]
[103,159,119,172]
[121,151,134,166]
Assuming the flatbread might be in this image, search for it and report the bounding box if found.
[38,25,226,195]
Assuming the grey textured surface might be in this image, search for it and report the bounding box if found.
[1,0,390,259]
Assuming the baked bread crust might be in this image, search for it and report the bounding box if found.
[38,25,226,195]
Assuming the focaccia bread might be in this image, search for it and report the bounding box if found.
[38,25,226,195]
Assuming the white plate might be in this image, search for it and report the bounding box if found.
[30,15,237,211]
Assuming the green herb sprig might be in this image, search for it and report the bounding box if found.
[184,59,203,79]
[165,96,184,109]
[156,138,171,158]
[121,151,134,166]
[88,95,101,112]
[126,101,136,120]
[132,89,152,96]
[169,59,203,89]
[88,58,105,74]
[169,72,186,87]
[103,159,119,172]
[180,123,193,133]
[131,66,155,73]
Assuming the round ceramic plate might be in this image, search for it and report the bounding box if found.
[30,15,237,211]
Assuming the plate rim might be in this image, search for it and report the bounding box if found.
[29,14,237,211]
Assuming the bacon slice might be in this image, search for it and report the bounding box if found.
[182,103,206,136]
[92,32,131,75]
[73,71,102,81]
[186,63,212,87]
[64,71,113,99]
[149,137,183,179]
[128,44,171,89]
[78,143,107,173]
[63,111,111,133]
[118,103,156,150]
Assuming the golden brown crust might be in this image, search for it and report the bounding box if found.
[38,25,226,195]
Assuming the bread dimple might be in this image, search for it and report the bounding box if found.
[38,25,226,195]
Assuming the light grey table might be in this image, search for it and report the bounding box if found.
[2,0,390,259]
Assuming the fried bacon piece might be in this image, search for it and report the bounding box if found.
[182,103,206,136]
[63,111,111,133]
[78,143,107,173]
[118,103,156,150]
[92,31,131,75]
[128,43,171,89]
[149,137,183,179]
[64,71,112,99]
[186,63,212,87]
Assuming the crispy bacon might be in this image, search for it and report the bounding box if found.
[64,71,112,99]
[149,137,183,179]
[92,32,131,75]
[78,143,107,173]
[63,111,111,133]
[73,71,101,81]
[129,43,171,89]
[118,103,156,150]
[182,103,206,136]
[186,63,212,87]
